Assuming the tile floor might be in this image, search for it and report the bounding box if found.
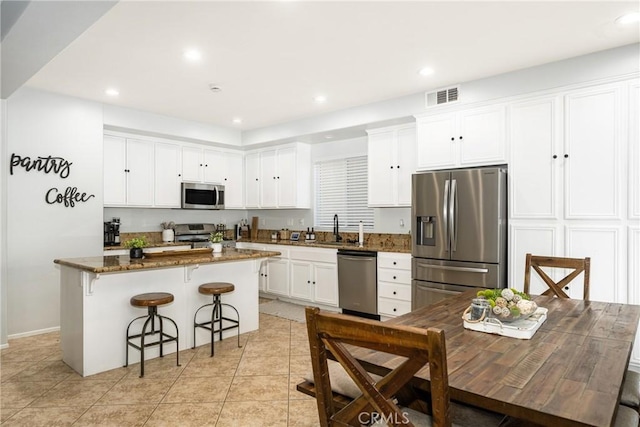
[0,309,320,426]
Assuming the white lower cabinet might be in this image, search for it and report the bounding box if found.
[509,223,625,303]
[289,248,338,307]
[266,257,289,297]
[377,252,412,320]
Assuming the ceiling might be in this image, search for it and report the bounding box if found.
[23,1,640,132]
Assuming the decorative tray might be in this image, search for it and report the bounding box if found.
[143,248,212,258]
[463,307,548,340]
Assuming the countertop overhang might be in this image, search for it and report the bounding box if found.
[54,248,281,274]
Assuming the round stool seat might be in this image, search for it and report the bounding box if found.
[130,292,174,307]
[198,282,235,295]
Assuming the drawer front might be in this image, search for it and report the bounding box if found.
[378,253,411,270]
[378,298,412,317]
[289,248,337,263]
[379,282,411,301]
[378,269,411,285]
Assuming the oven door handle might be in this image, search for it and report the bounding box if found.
[416,263,489,274]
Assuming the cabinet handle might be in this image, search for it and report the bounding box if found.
[564,154,569,158]
[552,155,557,159]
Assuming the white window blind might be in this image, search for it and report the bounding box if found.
[314,156,373,231]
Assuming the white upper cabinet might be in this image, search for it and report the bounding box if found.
[246,143,311,209]
[628,81,639,219]
[564,83,623,220]
[104,136,154,207]
[181,146,228,184]
[416,104,506,170]
[367,124,416,207]
[181,146,204,182]
[220,151,244,209]
[244,152,261,208]
[154,142,182,208]
[509,96,562,219]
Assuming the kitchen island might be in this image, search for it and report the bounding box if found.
[54,248,280,376]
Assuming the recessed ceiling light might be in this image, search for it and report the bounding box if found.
[183,49,202,62]
[232,118,242,124]
[314,95,327,103]
[324,135,333,140]
[209,84,222,93]
[615,11,640,25]
[105,88,119,97]
[419,67,435,76]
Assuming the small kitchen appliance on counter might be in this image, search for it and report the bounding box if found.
[174,223,235,249]
[103,217,120,246]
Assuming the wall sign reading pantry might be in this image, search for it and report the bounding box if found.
[9,152,95,207]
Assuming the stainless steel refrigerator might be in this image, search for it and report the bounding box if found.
[411,166,507,309]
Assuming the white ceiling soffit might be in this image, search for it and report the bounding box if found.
[23,1,640,130]
[1,0,117,99]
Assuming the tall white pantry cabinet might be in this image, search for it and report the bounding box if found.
[508,79,638,308]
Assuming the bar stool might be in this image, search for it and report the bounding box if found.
[193,282,241,356]
[125,292,180,377]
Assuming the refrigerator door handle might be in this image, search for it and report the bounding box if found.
[443,179,450,251]
[450,179,457,252]
[416,263,489,274]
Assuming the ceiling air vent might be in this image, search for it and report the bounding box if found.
[426,86,460,107]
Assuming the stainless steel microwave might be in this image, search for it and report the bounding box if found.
[181,183,225,210]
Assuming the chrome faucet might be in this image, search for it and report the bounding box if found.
[333,214,342,242]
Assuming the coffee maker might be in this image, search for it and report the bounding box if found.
[103,218,121,246]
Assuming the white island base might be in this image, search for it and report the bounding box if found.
[60,260,261,376]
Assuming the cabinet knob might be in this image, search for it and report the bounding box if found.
[255,178,258,181]
[393,276,396,279]
[459,136,463,140]
[390,166,393,169]
[313,281,316,284]
[224,178,227,181]
[393,291,397,295]
[205,164,208,167]
[397,165,400,169]
[393,261,397,265]
[451,137,455,141]
[393,308,397,312]
[178,174,181,177]
[277,176,280,179]
[200,164,203,166]
[564,154,569,158]
[307,280,310,284]
[564,286,569,291]
[552,155,558,159]
[273,176,276,179]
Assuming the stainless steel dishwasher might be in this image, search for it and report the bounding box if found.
[337,250,379,319]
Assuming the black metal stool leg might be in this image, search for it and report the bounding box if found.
[139,311,154,378]
[221,302,242,349]
[158,314,181,368]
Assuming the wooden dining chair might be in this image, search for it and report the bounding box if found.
[305,306,504,427]
[523,253,590,300]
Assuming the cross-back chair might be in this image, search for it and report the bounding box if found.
[523,253,590,300]
[305,306,451,427]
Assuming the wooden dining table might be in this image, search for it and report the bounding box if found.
[350,290,640,427]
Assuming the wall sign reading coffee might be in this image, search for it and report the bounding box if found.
[10,153,95,207]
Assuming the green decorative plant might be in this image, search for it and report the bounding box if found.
[123,236,148,249]
[209,232,224,243]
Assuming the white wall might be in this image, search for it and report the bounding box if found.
[104,207,248,233]
[103,104,242,147]
[1,98,7,346]
[6,88,103,337]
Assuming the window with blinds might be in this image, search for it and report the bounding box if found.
[314,156,374,231]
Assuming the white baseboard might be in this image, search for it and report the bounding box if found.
[8,326,60,340]
[0,343,9,349]
[629,362,640,373]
